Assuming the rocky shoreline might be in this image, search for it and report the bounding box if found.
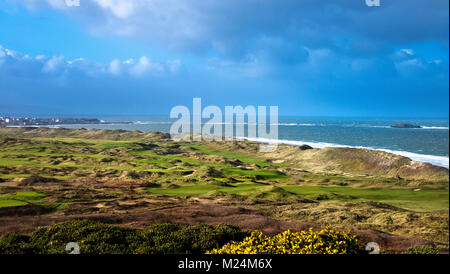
[391,123,422,129]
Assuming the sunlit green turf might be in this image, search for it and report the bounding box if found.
[147,182,270,196]
[280,185,448,211]
[0,191,47,201]
[181,143,273,167]
[0,191,47,208]
[222,168,288,180]
[146,183,448,211]
[0,134,448,213]
[0,200,28,208]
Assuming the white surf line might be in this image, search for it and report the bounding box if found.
[242,137,449,169]
[420,126,449,130]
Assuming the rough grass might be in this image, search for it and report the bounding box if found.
[0,127,448,246]
[222,168,288,180]
[269,201,449,243]
[282,185,449,211]
[147,182,269,197]
[182,142,273,167]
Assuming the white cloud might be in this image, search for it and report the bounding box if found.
[46,0,68,9]
[129,56,150,76]
[205,54,266,78]
[129,56,164,76]
[431,60,442,64]
[401,49,415,56]
[392,49,445,76]
[166,59,181,72]
[42,55,64,73]
[35,55,46,60]
[67,57,85,65]
[14,0,449,60]
[93,0,135,19]
[0,45,180,79]
[0,46,17,58]
[20,0,70,10]
[123,58,134,65]
[108,59,121,75]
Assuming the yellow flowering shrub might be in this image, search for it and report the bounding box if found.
[207,226,364,254]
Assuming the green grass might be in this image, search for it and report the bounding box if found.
[0,137,284,181]
[0,191,47,208]
[222,168,288,180]
[0,200,28,208]
[147,182,270,196]
[0,191,47,201]
[130,150,206,167]
[282,185,449,211]
[182,143,272,167]
[0,134,448,213]
[147,182,448,211]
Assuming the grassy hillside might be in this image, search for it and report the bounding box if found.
[0,127,448,252]
[202,141,449,182]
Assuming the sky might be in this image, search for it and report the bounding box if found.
[0,0,448,117]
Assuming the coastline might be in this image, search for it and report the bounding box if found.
[244,137,450,169]
[1,125,449,169]
[0,125,448,253]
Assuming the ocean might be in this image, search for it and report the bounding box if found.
[48,116,449,168]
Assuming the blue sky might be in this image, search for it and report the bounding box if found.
[0,0,448,117]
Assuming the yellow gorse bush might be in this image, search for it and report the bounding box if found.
[207,226,364,254]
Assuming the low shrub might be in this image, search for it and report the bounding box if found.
[0,233,34,254]
[0,220,249,254]
[207,226,365,254]
[136,222,248,254]
[407,245,439,254]
[29,220,141,254]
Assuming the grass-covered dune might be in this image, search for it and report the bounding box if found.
[0,127,171,140]
[0,127,447,181]
[0,127,448,253]
[203,141,449,182]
